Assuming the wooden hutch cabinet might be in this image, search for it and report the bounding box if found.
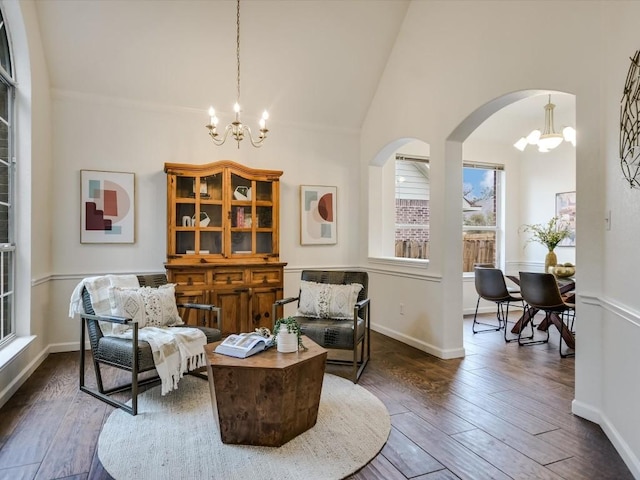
[164,161,286,335]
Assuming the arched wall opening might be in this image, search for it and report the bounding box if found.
[363,89,576,361]
[368,137,431,260]
[448,89,577,347]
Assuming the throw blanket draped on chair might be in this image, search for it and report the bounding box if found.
[112,326,206,395]
[69,275,207,395]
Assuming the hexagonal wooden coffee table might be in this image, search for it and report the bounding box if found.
[204,336,327,446]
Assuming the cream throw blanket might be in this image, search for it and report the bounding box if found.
[69,275,140,335]
[112,326,206,395]
[69,275,207,395]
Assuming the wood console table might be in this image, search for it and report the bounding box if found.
[204,336,327,446]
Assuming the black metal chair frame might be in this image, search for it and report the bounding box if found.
[517,272,575,357]
[472,267,524,343]
[79,274,222,415]
[273,270,370,383]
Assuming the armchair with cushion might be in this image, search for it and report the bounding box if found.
[272,270,370,383]
[77,274,222,415]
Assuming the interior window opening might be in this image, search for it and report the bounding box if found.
[395,154,430,260]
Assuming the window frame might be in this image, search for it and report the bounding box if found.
[462,161,504,272]
[0,7,16,350]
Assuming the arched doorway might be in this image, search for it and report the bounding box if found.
[448,90,577,348]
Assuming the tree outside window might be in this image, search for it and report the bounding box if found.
[463,165,502,272]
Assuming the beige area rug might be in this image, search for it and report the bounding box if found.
[98,374,390,480]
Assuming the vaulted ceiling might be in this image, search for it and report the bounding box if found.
[34,0,410,133]
[33,0,575,146]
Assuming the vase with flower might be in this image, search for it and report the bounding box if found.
[522,216,571,273]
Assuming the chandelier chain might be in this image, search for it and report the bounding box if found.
[236,0,241,105]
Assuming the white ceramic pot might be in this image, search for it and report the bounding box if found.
[276,329,298,353]
[233,186,251,201]
[191,212,211,227]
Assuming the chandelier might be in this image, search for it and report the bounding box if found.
[514,95,576,153]
[205,0,269,148]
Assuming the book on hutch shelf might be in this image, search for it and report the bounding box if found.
[214,333,274,358]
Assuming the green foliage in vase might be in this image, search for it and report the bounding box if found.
[273,317,308,351]
[522,216,571,251]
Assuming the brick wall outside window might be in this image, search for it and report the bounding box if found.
[395,199,429,242]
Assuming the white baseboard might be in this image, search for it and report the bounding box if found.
[463,304,526,316]
[463,306,495,316]
[0,345,49,410]
[49,342,89,353]
[572,399,640,479]
[571,399,601,424]
[371,323,465,359]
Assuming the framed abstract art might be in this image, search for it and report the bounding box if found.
[300,185,337,245]
[80,170,135,243]
[555,191,576,247]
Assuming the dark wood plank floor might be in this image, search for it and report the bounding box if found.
[0,313,633,480]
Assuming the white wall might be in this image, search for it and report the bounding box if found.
[593,3,640,468]
[517,141,576,267]
[361,1,638,476]
[46,91,361,349]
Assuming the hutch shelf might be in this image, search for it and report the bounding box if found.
[164,160,285,335]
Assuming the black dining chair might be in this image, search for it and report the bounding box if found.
[472,267,524,342]
[518,272,575,357]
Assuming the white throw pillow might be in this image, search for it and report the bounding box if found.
[108,284,183,334]
[138,284,183,328]
[108,286,146,335]
[297,280,363,320]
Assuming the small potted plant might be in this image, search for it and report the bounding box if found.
[521,216,571,273]
[273,317,307,352]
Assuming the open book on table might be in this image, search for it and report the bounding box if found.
[214,332,274,358]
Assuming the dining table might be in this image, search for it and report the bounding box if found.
[506,274,575,350]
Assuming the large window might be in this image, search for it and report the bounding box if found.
[395,155,429,259]
[0,8,15,349]
[463,163,503,272]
